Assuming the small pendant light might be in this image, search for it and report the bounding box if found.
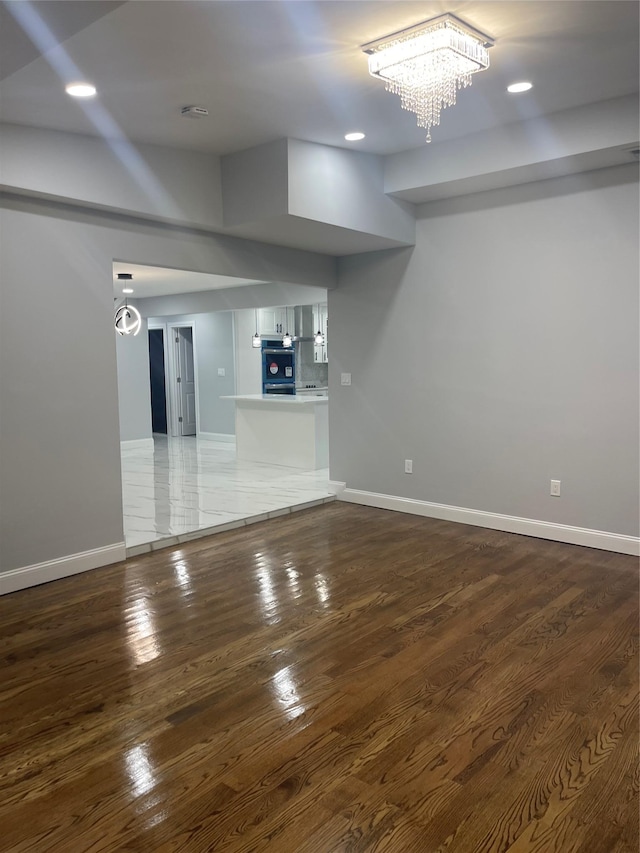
[282,330,293,348]
[252,308,261,348]
[314,304,325,345]
[114,273,141,336]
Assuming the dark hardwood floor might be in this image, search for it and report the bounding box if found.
[1,503,638,852]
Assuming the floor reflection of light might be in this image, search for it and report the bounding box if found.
[285,565,301,598]
[255,556,279,621]
[256,568,278,616]
[126,596,160,665]
[124,743,157,798]
[174,561,192,592]
[314,573,330,606]
[271,665,305,720]
[143,810,167,829]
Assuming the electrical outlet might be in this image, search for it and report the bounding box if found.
[341,373,351,386]
[405,459,413,474]
[550,479,561,497]
[217,367,225,377]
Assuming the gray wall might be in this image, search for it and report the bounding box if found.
[0,193,336,574]
[330,164,639,537]
[287,139,415,243]
[115,317,153,442]
[0,203,124,571]
[1,122,223,230]
[1,151,636,580]
[222,139,289,227]
[149,311,237,436]
[384,95,640,200]
[220,137,415,247]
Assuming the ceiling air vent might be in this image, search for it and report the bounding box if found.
[181,105,209,118]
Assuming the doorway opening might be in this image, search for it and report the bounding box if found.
[148,328,167,434]
[147,322,198,438]
[115,261,333,553]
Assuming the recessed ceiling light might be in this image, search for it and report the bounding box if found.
[345,132,365,141]
[507,81,533,94]
[65,83,97,98]
[122,287,134,294]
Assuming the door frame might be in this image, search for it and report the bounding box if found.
[167,321,200,437]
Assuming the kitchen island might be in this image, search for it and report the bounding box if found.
[221,394,328,469]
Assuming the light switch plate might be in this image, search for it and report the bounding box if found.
[217,367,225,377]
[341,373,351,386]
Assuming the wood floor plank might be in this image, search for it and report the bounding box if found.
[0,503,637,852]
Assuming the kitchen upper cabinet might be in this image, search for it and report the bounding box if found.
[258,306,295,336]
[282,307,295,336]
[313,303,328,363]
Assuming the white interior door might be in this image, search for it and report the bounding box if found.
[175,327,196,436]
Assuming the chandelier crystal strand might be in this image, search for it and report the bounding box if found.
[365,15,491,142]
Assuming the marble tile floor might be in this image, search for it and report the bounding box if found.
[121,435,335,555]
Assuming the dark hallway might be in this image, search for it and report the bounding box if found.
[148,328,167,434]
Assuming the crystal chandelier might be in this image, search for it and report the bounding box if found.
[364,14,492,142]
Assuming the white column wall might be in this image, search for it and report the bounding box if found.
[115,318,153,443]
[234,310,263,396]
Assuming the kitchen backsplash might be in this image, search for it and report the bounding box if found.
[295,341,328,386]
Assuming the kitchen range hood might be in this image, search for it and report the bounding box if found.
[293,305,316,341]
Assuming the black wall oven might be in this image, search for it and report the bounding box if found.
[264,382,296,395]
[262,343,296,395]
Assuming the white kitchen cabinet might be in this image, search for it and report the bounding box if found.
[283,306,295,336]
[258,306,295,336]
[258,307,278,336]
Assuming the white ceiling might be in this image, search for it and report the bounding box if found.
[112,262,267,299]
[3,1,638,292]
[1,1,638,156]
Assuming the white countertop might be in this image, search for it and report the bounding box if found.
[221,394,328,404]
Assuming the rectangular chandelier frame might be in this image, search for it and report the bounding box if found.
[362,13,493,68]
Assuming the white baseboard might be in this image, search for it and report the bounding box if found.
[198,432,236,443]
[328,480,346,496]
[1,542,127,596]
[120,438,154,451]
[339,487,640,556]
